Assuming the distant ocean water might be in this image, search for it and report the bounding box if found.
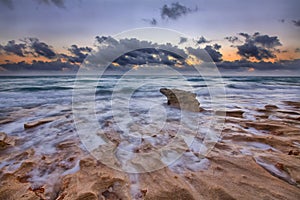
[0,75,299,111]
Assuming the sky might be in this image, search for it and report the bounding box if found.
[0,0,299,75]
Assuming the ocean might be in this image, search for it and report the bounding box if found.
[0,75,299,111]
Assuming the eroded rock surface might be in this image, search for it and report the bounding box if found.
[160,88,201,112]
[0,132,15,150]
[24,116,61,129]
[1,101,300,199]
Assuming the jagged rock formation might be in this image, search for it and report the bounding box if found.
[160,88,202,112]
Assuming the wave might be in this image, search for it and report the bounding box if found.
[8,86,73,92]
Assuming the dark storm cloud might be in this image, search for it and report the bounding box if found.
[224,36,239,43]
[186,47,215,64]
[0,59,79,72]
[197,36,211,44]
[292,20,300,27]
[2,35,297,74]
[113,47,186,67]
[161,2,198,20]
[213,44,221,50]
[0,38,58,59]
[62,44,92,63]
[159,42,188,59]
[0,40,26,57]
[275,49,288,53]
[91,36,191,70]
[238,33,250,39]
[95,36,120,46]
[178,37,187,44]
[0,0,13,9]
[142,18,158,26]
[295,48,300,53]
[217,59,300,73]
[186,44,222,63]
[27,38,57,59]
[204,45,222,62]
[0,0,66,9]
[253,35,281,48]
[237,42,275,60]
[236,32,282,60]
[95,36,108,44]
[279,19,285,23]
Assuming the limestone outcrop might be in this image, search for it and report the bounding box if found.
[160,88,201,112]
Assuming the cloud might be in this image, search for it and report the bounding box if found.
[62,44,92,63]
[27,38,57,59]
[237,42,275,60]
[213,43,221,50]
[1,35,298,75]
[279,19,285,23]
[253,35,281,48]
[112,45,187,67]
[161,2,197,20]
[186,43,222,63]
[275,49,288,53]
[37,0,65,8]
[142,18,157,26]
[0,40,26,57]
[0,0,66,10]
[292,20,300,27]
[204,44,222,62]
[295,48,300,53]
[87,36,195,73]
[95,36,120,47]
[0,0,13,9]
[217,59,300,74]
[224,36,239,43]
[238,32,250,39]
[0,59,79,72]
[178,37,187,44]
[95,36,109,44]
[197,36,211,44]
[0,38,58,59]
[236,32,282,61]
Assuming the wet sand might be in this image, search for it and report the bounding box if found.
[0,101,300,199]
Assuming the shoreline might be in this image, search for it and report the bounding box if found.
[0,100,300,199]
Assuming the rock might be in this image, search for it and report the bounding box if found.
[24,116,59,129]
[288,150,299,156]
[265,104,278,110]
[0,173,37,200]
[77,192,98,200]
[283,101,300,109]
[0,132,6,141]
[275,162,284,171]
[243,121,300,135]
[160,88,201,112]
[0,132,15,150]
[56,141,76,150]
[229,110,244,118]
[29,186,46,199]
[0,118,14,125]
[141,189,147,196]
[215,110,244,118]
